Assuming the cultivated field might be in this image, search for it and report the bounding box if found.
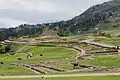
[0,36,120,78]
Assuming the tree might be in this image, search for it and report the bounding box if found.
[5,45,11,52]
[0,44,11,54]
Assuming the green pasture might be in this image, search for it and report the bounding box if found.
[80,55,120,68]
[94,37,120,46]
[0,46,76,63]
[0,46,77,75]
[0,64,34,76]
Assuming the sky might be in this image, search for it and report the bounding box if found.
[0,0,109,28]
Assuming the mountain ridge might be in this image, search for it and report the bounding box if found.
[0,0,120,40]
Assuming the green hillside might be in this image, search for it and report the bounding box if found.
[1,0,120,40]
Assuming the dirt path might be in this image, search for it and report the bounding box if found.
[71,46,86,59]
[81,40,116,48]
[1,73,120,79]
[17,39,35,53]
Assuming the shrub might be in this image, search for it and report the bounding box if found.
[0,44,11,54]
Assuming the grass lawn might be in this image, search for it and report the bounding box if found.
[22,46,76,64]
[94,37,120,46]
[95,19,120,37]
[0,64,34,76]
[0,54,8,59]
[80,55,120,68]
[54,64,73,70]
[11,45,22,51]
[0,46,76,64]
[0,53,27,63]
[1,76,120,80]
[103,26,120,37]
[0,46,76,75]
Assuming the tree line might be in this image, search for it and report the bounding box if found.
[0,24,43,41]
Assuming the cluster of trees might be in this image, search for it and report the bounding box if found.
[0,44,11,54]
[0,24,43,41]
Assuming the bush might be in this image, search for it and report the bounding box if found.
[98,32,112,38]
[117,35,120,37]
[5,45,11,52]
[0,44,11,54]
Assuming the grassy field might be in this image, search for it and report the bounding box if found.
[0,53,26,63]
[0,54,8,59]
[79,44,106,52]
[0,64,34,75]
[94,37,120,46]
[95,19,120,37]
[11,45,22,51]
[1,37,120,75]
[54,64,73,70]
[0,46,76,63]
[0,46,76,75]
[21,46,76,64]
[80,55,120,68]
[1,76,120,80]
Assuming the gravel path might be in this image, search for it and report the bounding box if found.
[81,40,116,48]
[0,73,120,79]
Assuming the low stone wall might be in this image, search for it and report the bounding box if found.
[30,64,64,72]
[11,63,46,74]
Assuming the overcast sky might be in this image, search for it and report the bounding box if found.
[0,0,109,28]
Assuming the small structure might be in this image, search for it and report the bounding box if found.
[70,60,79,69]
[26,52,33,57]
[116,46,120,54]
[118,49,120,54]
[25,52,33,59]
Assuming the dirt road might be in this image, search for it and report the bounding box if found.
[0,73,120,79]
[81,40,116,48]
